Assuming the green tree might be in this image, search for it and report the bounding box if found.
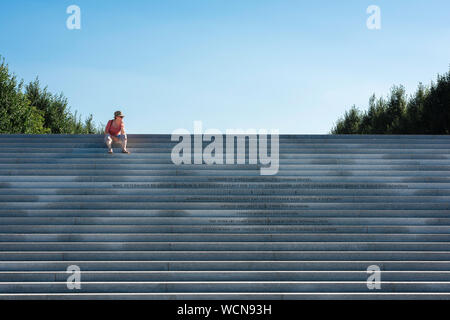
[403,83,427,134]
[332,68,450,134]
[331,106,362,134]
[421,72,450,134]
[0,55,107,134]
[25,78,103,134]
[25,79,69,133]
[0,58,48,133]
[1,56,103,134]
[385,85,407,133]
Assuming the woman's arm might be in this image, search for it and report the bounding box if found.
[105,120,112,134]
[121,123,126,136]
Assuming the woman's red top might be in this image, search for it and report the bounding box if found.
[105,120,122,136]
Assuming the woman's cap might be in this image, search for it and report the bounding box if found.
[114,111,125,118]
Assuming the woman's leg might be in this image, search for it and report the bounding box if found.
[104,134,113,152]
[119,134,128,152]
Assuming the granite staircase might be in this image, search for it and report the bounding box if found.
[0,134,449,299]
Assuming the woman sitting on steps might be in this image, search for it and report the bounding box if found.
[104,110,130,154]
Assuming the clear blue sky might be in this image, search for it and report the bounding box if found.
[1,0,449,133]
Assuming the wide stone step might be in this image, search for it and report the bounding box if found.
[0,153,447,160]
[2,202,449,210]
[3,293,450,300]
[7,195,450,203]
[9,140,450,147]
[1,271,449,281]
[1,133,448,138]
[2,197,450,205]
[2,233,450,242]
[2,292,450,300]
[2,251,450,261]
[1,217,449,225]
[2,176,449,183]
[2,188,450,196]
[2,158,450,165]
[3,164,450,170]
[1,242,450,251]
[0,225,448,234]
[2,148,450,154]
[3,181,449,188]
[1,209,449,218]
[3,143,450,150]
[1,261,448,271]
[2,281,450,293]
[1,169,449,176]
[3,138,449,144]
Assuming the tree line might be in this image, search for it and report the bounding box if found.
[0,56,103,134]
[331,68,450,134]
